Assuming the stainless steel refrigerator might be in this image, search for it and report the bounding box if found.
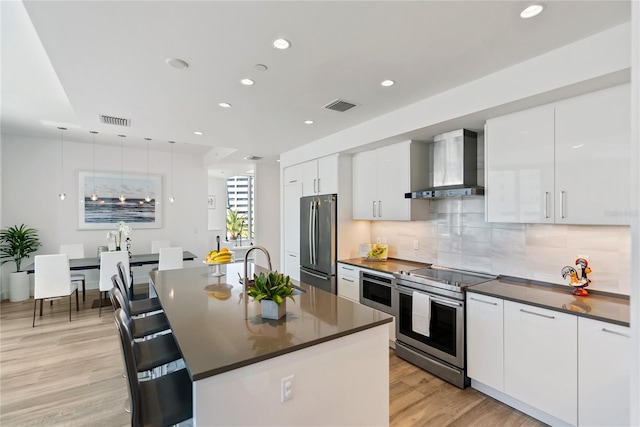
[300,194,337,294]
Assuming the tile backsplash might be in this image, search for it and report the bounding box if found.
[370,197,631,295]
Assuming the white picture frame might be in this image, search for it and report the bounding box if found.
[78,171,162,229]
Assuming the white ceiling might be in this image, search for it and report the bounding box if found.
[0,1,630,175]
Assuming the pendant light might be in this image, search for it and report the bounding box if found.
[169,140,176,203]
[118,134,126,203]
[89,131,99,201]
[58,127,67,200]
[144,138,152,202]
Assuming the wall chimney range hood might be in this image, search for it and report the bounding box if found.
[405,129,483,199]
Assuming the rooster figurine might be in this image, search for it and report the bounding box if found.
[561,258,591,296]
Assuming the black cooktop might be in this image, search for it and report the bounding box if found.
[400,267,495,288]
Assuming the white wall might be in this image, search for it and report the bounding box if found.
[207,176,227,252]
[254,162,281,270]
[0,134,209,298]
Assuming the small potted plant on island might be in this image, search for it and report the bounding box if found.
[247,271,295,320]
[0,224,42,302]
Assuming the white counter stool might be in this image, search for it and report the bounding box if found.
[59,244,86,301]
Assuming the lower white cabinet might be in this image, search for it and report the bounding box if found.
[578,318,630,427]
[337,263,361,303]
[466,293,504,392]
[283,251,300,281]
[504,301,577,426]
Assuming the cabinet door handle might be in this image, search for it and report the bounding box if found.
[378,200,382,217]
[373,201,377,217]
[544,192,550,219]
[342,278,355,283]
[560,191,566,219]
[470,297,497,306]
[313,179,317,193]
[289,180,298,183]
[317,178,321,193]
[520,308,555,319]
[602,328,630,338]
[288,253,297,258]
[341,266,354,271]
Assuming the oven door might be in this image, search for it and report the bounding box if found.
[393,283,464,369]
[359,271,394,315]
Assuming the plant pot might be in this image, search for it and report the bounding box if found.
[261,299,286,320]
[9,271,30,302]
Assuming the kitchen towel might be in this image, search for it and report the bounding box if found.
[411,291,431,337]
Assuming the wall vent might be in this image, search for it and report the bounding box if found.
[99,114,131,127]
[322,99,358,112]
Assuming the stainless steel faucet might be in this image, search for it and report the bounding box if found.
[243,245,273,290]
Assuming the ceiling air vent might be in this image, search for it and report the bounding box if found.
[99,114,131,127]
[244,155,263,161]
[323,99,358,112]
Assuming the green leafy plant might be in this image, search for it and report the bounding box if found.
[226,209,246,240]
[247,271,295,306]
[0,224,42,272]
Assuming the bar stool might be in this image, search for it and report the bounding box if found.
[113,308,192,427]
[109,286,170,339]
[113,270,162,316]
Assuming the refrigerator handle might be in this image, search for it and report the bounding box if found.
[313,200,318,264]
[308,200,314,265]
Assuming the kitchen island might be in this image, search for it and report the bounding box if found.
[150,262,392,426]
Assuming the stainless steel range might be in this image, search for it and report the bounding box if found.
[392,266,496,388]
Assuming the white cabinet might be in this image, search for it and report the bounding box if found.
[337,263,361,302]
[302,154,339,196]
[283,163,305,186]
[485,105,555,223]
[352,140,429,221]
[504,301,577,426]
[466,293,504,392]
[486,84,630,225]
[554,84,630,225]
[578,318,630,427]
[283,182,302,280]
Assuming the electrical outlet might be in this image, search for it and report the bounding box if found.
[376,236,382,244]
[413,239,420,250]
[281,375,294,402]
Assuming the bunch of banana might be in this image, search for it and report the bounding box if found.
[205,247,232,264]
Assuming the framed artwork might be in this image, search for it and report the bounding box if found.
[208,195,216,209]
[78,171,162,229]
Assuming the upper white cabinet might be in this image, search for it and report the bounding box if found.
[302,154,339,196]
[352,140,429,221]
[283,163,305,186]
[486,84,630,225]
[504,301,577,426]
[578,318,630,427]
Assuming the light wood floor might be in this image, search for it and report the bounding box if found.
[1,288,546,426]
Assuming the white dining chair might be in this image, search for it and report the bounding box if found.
[59,243,86,301]
[151,240,171,254]
[158,247,183,271]
[33,254,79,327]
[99,250,130,317]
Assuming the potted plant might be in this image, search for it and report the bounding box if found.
[226,209,246,241]
[0,224,42,302]
[247,271,295,320]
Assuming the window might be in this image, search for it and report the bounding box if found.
[226,175,254,241]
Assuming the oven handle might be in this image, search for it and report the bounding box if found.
[395,284,462,308]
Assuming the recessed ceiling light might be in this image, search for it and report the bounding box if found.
[219,102,231,108]
[241,78,255,86]
[194,131,204,136]
[255,64,268,71]
[273,38,291,49]
[381,80,395,87]
[304,120,314,125]
[520,3,544,19]
[165,58,189,69]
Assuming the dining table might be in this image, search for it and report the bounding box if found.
[22,251,198,273]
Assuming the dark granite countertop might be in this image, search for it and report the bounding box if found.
[338,257,430,275]
[150,262,392,381]
[468,277,630,327]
